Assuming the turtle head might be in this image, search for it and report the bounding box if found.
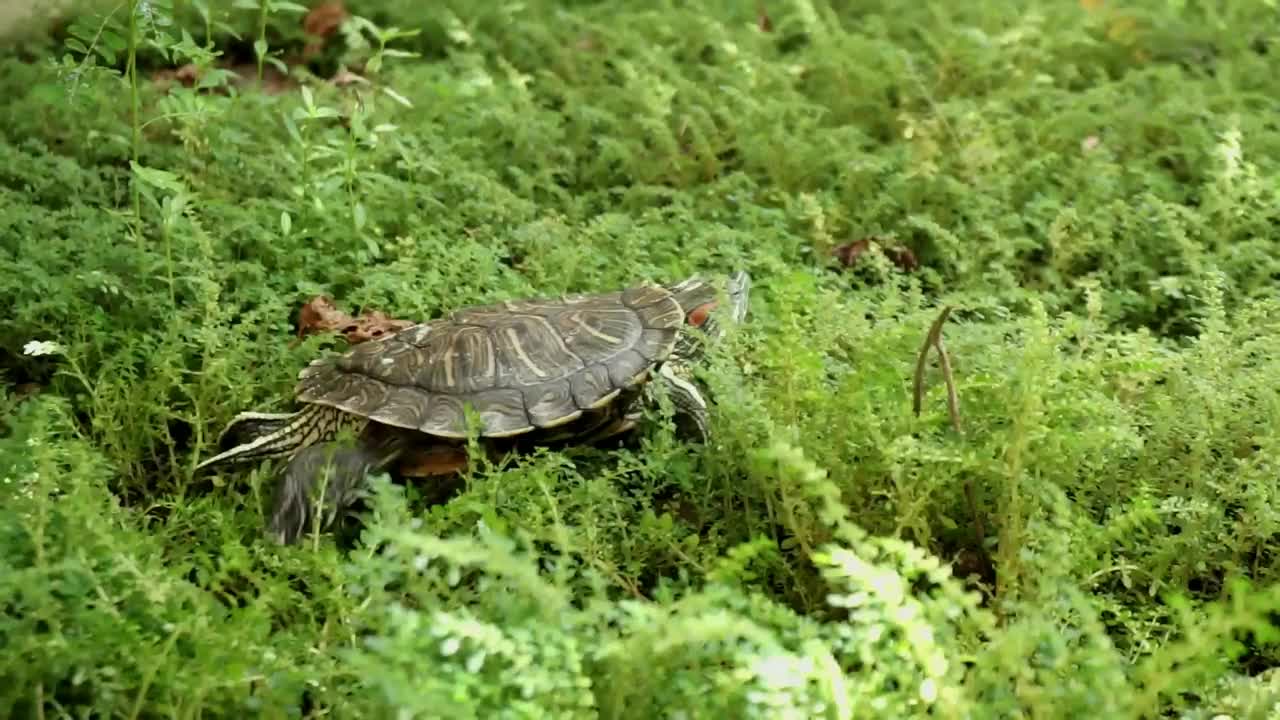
[665,270,752,361]
[652,271,751,444]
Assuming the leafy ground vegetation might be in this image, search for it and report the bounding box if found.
[2,0,1280,717]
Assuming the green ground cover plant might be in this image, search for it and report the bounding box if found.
[2,0,1280,716]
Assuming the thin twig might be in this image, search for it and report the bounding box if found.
[934,334,962,432]
[914,306,986,575]
[912,305,954,419]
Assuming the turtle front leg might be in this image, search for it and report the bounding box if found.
[269,436,405,545]
[653,361,711,444]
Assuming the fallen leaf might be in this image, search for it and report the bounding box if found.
[832,238,873,268]
[345,310,414,344]
[296,295,343,338]
[174,63,201,86]
[832,237,918,273]
[303,0,347,38]
[330,69,370,87]
[227,63,297,95]
[152,62,295,95]
[151,68,179,92]
[151,64,201,92]
[303,1,348,60]
[757,2,773,32]
[886,245,919,272]
[296,295,414,345]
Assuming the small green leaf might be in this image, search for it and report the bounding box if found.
[382,86,413,108]
[130,162,187,194]
[282,115,303,144]
[215,20,243,39]
[269,1,309,13]
[96,45,118,66]
[101,29,126,52]
[280,211,292,235]
[353,202,366,232]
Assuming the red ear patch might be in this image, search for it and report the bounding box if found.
[687,301,718,327]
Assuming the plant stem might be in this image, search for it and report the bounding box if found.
[204,3,213,50]
[257,0,269,85]
[127,0,142,235]
[162,221,176,307]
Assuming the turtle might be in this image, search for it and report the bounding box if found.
[196,270,752,544]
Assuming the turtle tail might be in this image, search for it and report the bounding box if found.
[195,403,353,472]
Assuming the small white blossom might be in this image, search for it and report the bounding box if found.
[920,678,938,703]
[23,340,65,357]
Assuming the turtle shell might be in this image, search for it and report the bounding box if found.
[294,285,687,439]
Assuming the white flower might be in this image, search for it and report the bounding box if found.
[920,678,938,703]
[23,340,65,357]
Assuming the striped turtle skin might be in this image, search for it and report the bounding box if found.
[196,271,752,544]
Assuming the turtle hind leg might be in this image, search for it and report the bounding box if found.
[195,403,356,472]
[268,434,408,545]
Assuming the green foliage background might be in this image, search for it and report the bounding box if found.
[3,0,1280,717]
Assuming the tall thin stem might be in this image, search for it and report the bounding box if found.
[256,0,269,85]
[127,0,142,235]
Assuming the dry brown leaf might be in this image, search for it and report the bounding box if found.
[152,62,296,96]
[227,63,297,94]
[573,34,601,52]
[832,238,873,268]
[757,2,773,32]
[296,295,414,345]
[174,63,200,85]
[303,1,348,60]
[345,310,414,344]
[832,238,919,273]
[303,0,347,37]
[296,295,344,338]
[885,245,919,272]
[151,63,201,92]
[330,69,370,87]
[150,68,179,92]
